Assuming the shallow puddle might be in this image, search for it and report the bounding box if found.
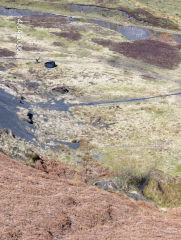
[88,19,153,40]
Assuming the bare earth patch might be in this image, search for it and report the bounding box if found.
[13,15,70,28]
[176,44,181,50]
[92,38,181,69]
[22,45,44,51]
[51,31,82,40]
[0,48,15,57]
[53,41,64,47]
[128,8,178,29]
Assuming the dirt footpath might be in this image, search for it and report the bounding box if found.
[0,152,181,240]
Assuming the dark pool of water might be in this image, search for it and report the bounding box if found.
[88,19,153,40]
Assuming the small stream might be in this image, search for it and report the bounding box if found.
[86,19,153,40]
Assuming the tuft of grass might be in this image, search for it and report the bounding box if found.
[175,164,181,173]
[136,0,181,22]
[143,169,181,207]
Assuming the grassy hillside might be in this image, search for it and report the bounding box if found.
[0,0,180,206]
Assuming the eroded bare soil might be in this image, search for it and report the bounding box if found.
[14,15,70,28]
[0,48,15,57]
[51,31,82,41]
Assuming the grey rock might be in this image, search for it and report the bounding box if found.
[93,180,118,191]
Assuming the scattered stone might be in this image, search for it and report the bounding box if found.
[27,111,33,124]
[25,151,44,166]
[93,180,118,191]
[88,175,94,180]
[45,61,57,68]
[0,128,15,138]
[52,86,69,94]
[92,116,101,126]
[142,169,181,207]
[34,57,41,64]
[19,96,25,104]
[72,138,79,143]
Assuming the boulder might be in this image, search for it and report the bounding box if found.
[142,169,181,207]
[93,180,118,191]
[44,61,57,68]
[52,86,69,94]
